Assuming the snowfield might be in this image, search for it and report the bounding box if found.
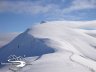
[0,21,96,72]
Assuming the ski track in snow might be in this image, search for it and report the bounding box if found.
[50,38,96,72]
[71,54,96,72]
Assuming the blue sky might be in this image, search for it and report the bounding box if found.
[0,0,96,32]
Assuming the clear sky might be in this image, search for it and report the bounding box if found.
[0,0,96,32]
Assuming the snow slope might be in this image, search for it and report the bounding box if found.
[0,21,96,72]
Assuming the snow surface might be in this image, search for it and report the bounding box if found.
[0,21,96,72]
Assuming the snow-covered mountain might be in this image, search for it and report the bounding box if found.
[0,21,96,72]
[0,29,55,62]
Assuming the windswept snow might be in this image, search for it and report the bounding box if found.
[0,21,96,72]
